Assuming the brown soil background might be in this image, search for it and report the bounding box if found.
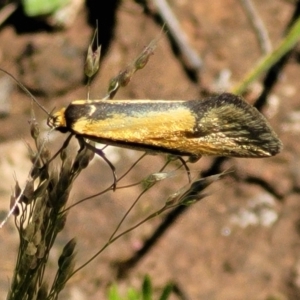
[1,1,300,299]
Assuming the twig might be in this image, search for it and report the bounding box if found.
[232,15,300,95]
[239,0,272,54]
[254,1,300,110]
[0,3,17,27]
[151,0,202,72]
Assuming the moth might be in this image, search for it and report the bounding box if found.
[48,92,282,158]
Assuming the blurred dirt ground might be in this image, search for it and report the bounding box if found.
[1,1,300,299]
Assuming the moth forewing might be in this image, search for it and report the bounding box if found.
[50,93,282,158]
[186,93,282,157]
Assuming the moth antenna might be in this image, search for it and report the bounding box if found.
[0,67,51,117]
[0,70,54,228]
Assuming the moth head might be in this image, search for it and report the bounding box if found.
[47,108,68,132]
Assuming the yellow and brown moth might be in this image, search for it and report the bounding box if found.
[49,93,282,159]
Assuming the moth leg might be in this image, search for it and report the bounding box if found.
[176,156,192,183]
[79,138,117,191]
[77,135,86,153]
[47,133,74,164]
